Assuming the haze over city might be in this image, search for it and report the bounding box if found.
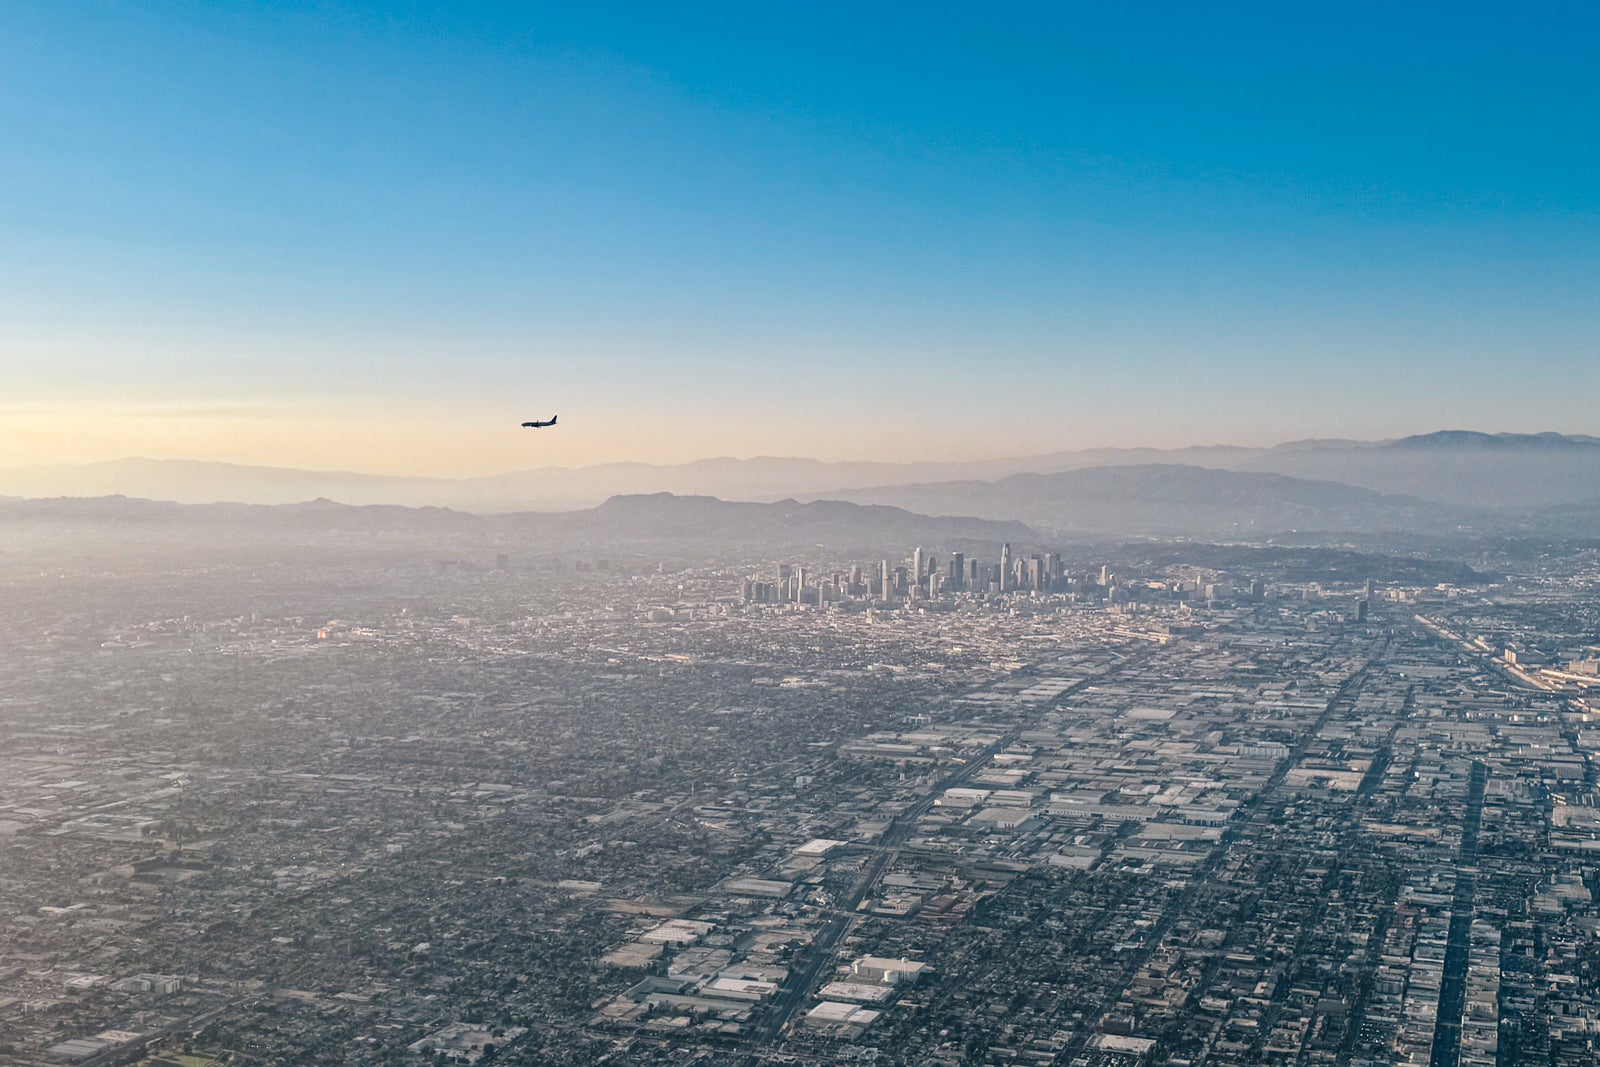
[7,6,1600,1067]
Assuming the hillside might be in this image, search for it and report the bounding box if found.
[806,465,1467,538]
[0,492,1033,555]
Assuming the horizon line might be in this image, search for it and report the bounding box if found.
[5,429,1570,481]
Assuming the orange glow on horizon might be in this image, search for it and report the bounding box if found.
[0,404,1161,477]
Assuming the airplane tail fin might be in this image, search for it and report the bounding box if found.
[551,415,557,424]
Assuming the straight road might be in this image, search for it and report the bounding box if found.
[740,646,1159,1063]
[1059,640,1388,1061]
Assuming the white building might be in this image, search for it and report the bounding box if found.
[850,955,929,984]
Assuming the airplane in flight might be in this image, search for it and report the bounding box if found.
[520,416,558,428]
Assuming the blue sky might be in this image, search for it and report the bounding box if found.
[2,2,1596,473]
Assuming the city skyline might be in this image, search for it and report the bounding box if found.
[6,501,1598,1064]
[3,4,1597,474]
[8,9,1600,1064]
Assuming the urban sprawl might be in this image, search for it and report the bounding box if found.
[2,539,1599,1066]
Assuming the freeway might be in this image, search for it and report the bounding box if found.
[1428,760,1489,1067]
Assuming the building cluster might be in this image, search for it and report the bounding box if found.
[741,545,1108,605]
[0,538,1596,1065]
[736,548,1302,646]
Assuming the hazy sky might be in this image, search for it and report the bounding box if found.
[3,2,1597,475]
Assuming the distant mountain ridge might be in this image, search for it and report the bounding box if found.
[0,491,1034,553]
[5,468,1599,546]
[2,430,1598,513]
[1233,432,1600,507]
[802,465,1462,538]
[0,449,1257,511]
[1388,430,1600,449]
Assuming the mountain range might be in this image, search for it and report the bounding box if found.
[1,432,1597,542]
[4,432,1597,515]
[802,465,1460,538]
[0,492,1033,555]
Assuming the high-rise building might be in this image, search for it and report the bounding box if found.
[999,543,1012,591]
[794,567,805,603]
[949,552,965,590]
[881,560,892,600]
[912,546,925,582]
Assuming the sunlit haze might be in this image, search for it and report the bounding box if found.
[8,10,1600,1065]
